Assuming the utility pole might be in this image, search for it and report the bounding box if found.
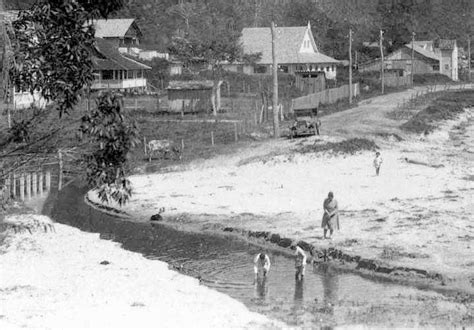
[349,28,353,104]
[468,37,471,82]
[411,32,416,86]
[380,30,384,94]
[271,21,280,138]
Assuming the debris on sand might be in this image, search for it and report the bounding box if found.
[297,138,378,155]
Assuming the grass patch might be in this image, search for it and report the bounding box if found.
[401,90,474,134]
[413,73,454,85]
[297,138,378,155]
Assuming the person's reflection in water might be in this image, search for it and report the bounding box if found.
[254,277,268,300]
[319,262,339,315]
[294,278,304,304]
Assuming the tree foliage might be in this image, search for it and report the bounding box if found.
[10,0,123,116]
[79,93,140,206]
[113,0,474,61]
[2,0,145,206]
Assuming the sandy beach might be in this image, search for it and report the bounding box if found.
[0,214,280,328]
[88,87,474,292]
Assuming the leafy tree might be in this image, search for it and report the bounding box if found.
[168,3,247,115]
[2,0,141,206]
[79,93,140,206]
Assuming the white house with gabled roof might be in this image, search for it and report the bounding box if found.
[223,22,340,79]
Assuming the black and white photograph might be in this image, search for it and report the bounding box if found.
[0,0,473,328]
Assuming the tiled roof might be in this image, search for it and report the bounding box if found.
[93,18,138,38]
[93,38,151,70]
[241,26,339,65]
[404,43,440,61]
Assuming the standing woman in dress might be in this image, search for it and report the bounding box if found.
[321,191,340,239]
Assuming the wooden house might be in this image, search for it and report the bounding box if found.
[92,18,142,48]
[167,81,221,114]
[91,38,151,93]
[223,22,340,80]
[359,39,458,81]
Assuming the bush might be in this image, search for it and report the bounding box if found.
[401,90,474,134]
[298,138,378,155]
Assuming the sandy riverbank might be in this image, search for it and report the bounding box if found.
[88,98,474,292]
[0,214,281,328]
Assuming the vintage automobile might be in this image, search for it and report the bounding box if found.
[289,108,320,138]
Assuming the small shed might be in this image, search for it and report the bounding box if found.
[167,80,220,114]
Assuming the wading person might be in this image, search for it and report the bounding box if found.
[321,191,340,239]
[291,243,307,281]
[254,252,271,280]
[373,151,383,176]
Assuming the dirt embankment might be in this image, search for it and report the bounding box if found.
[401,90,474,134]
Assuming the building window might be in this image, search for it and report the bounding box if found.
[433,64,439,71]
[326,66,330,71]
[102,70,113,80]
[278,65,289,73]
[254,65,267,74]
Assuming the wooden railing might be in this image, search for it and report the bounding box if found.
[291,83,360,110]
[1,170,52,202]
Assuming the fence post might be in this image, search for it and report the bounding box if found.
[5,175,11,199]
[45,171,51,192]
[39,172,44,196]
[234,122,238,142]
[32,172,37,197]
[19,174,25,201]
[58,150,63,191]
[12,173,17,198]
[211,131,215,146]
[181,139,184,151]
[143,136,147,155]
[25,173,31,200]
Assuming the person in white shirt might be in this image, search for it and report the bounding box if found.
[291,244,307,281]
[373,151,383,176]
[254,252,271,279]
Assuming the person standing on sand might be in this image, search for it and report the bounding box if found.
[254,252,271,280]
[321,192,340,239]
[291,243,307,281]
[373,152,383,176]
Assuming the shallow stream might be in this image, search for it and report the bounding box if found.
[47,183,471,328]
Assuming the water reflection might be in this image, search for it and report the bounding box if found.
[294,279,304,304]
[254,277,268,300]
[47,182,453,328]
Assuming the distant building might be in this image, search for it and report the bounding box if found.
[91,38,151,93]
[438,39,458,81]
[167,80,221,114]
[92,18,142,47]
[359,39,458,81]
[223,22,340,79]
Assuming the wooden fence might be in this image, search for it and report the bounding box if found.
[1,170,52,202]
[0,149,79,204]
[291,83,360,110]
[295,75,326,94]
[384,75,412,88]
